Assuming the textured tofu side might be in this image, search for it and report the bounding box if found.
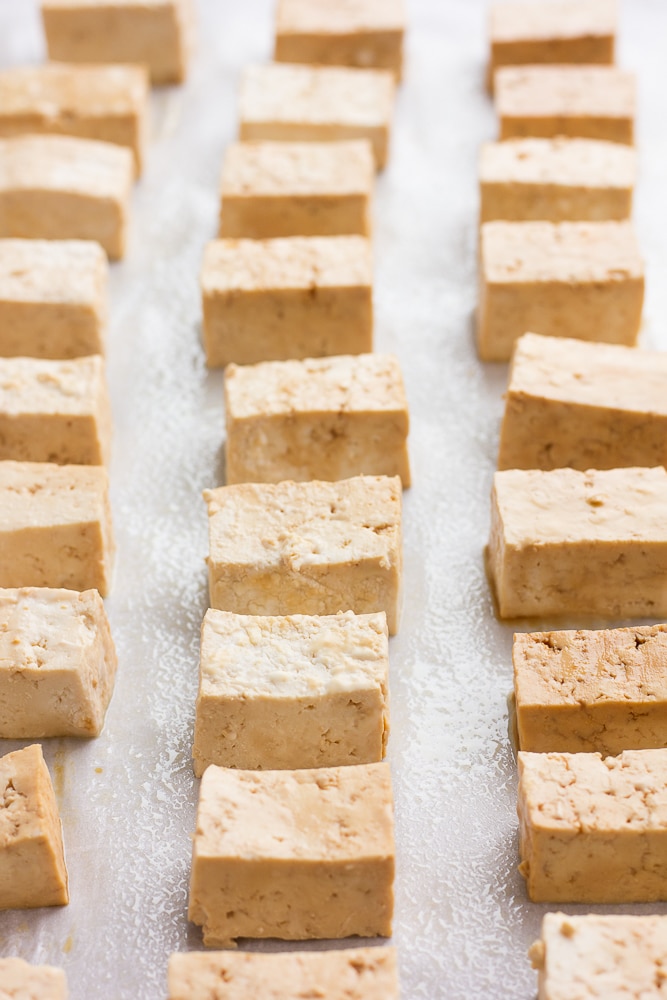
[0,957,68,998]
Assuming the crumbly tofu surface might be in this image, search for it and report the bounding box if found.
[193,608,389,775]
[0,460,115,596]
[204,475,402,634]
[202,235,373,367]
[219,140,374,239]
[518,748,667,902]
[0,957,68,999]
[498,334,667,470]
[239,63,394,170]
[477,220,644,361]
[0,134,134,260]
[0,355,112,465]
[0,743,68,909]
[40,0,194,85]
[224,353,410,485]
[0,586,117,739]
[168,946,399,1000]
[275,0,405,78]
[0,63,149,174]
[0,239,107,359]
[495,66,635,144]
[514,624,667,755]
[188,762,395,945]
[529,912,667,1000]
[479,137,636,222]
[488,466,667,620]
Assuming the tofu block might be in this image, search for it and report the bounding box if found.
[0,239,107,359]
[529,913,667,1000]
[224,353,410,485]
[477,221,644,361]
[0,134,133,260]
[0,958,67,999]
[488,467,667,620]
[496,66,635,145]
[204,475,402,634]
[479,138,636,222]
[0,743,68,909]
[193,608,389,775]
[0,355,112,465]
[498,334,667,471]
[275,0,405,79]
[202,236,373,368]
[40,0,194,85]
[219,140,374,240]
[514,624,667,755]
[0,586,117,738]
[0,460,115,596]
[188,762,395,945]
[168,947,399,1000]
[0,63,149,174]
[239,63,394,170]
[518,748,667,902]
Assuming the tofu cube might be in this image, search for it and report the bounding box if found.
[40,0,194,85]
[275,0,405,79]
[0,460,115,596]
[498,334,667,471]
[188,762,395,945]
[168,947,399,1000]
[204,475,402,634]
[0,743,68,909]
[202,236,373,368]
[477,220,644,362]
[193,608,389,775]
[518,748,667,902]
[239,63,394,170]
[488,466,667,620]
[0,586,117,738]
[0,355,112,465]
[224,353,410,485]
[0,63,149,174]
[219,140,374,240]
[0,239,107,359]
[0,958,67,999]
[495,66,635,145]
[514,624,667,755]
[479,137,636,223]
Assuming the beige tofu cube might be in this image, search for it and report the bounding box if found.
[0,63,149,175]
[275,0,405,79]
[496,66,635,144]
[193,608,389,775]
[168,947,399,1000]
[0,586,117,738]
[479,138,636,223]
[224,353,410,486]
[514,624,667,755]
[188,762,395,946]
[518,748,667,902]
[477,220,644,362]
[0,958,67,999]
[0,239,107,359]
[239,63,394,170]
[529,913,667,1000]
[488,466,667,620]
[204,475,402,634]
[202,236,373,368]
[0,460,114,596]
[40,0,194,86]
[0,134,133,260]
[0,355,112,465]
[0,743,68,909]
[498,334,667,471]
[219,140,374,240]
